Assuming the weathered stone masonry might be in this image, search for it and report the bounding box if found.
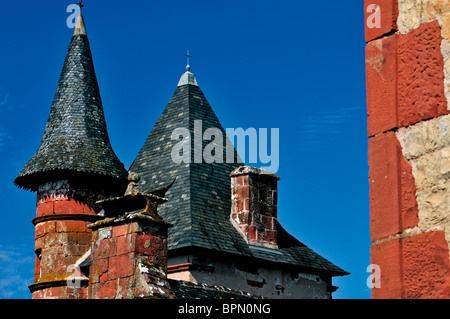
[230,166,280,250]
[87,192,174,299]
[365,0,450,298]
[14,8,349,299]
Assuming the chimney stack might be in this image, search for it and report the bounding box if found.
[230,166,280,249]
[87,174,174,299]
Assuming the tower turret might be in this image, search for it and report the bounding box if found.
[14,7,127,298]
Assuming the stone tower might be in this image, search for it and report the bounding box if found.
[14,9,128,298]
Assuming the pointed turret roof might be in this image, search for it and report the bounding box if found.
[130,67,242,251]
[130,68,348,276]
[15,10,127,191]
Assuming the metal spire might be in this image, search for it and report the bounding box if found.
[186,50,192,71]
[74,0,86,35]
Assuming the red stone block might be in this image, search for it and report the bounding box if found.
[136,234,159,256]
[235,175,249,187]
[54,199,85,214]
[34,236,44,253]
[368,132,402,242]
[261,230,277,245]
[366,35,398,137]
[397,21,449,127]
[247,226,257,242]
[56,220,87,233]
[35,223,45,239]
[66,232,79,245]
[235,200,243,212]
[35,221,56,239]
[117,234,136,255]
[62,244,89,257]
[371,238,403,299]
[237,186,249,200]
[92,280,117,299]
[402,231,450,298]
[92,237,117,260]
[40,251,68,278]
[44,232,66,247]
[108,253,135,280]
[34,255,40,280]
[33,286,64,299]
[99,272,108,283]
[36,201,54,217]
[90,258,109,283]
[113,224,129,238]
[364,0,398,42]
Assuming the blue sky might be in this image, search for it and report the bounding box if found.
[0,1,369,298]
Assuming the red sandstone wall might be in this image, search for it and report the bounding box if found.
[30,181,105,299]
[88,217,173,299]
[365,0,450,299]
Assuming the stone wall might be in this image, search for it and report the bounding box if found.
[365,0,450,298]
[167,254,332,299]
[29,180,105,299]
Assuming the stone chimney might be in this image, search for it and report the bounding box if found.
[86,175,175,299]
[14,7,128,299]
[230,166,280,249]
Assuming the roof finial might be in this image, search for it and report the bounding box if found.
[73,0,87,36]
[178,50,198,86]
[186,50,191,71]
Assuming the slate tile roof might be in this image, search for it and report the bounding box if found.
[15,31,127,191]
[167,279,260,299]
[130,82,241,250]
[130,77,348,276]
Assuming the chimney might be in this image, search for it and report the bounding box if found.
[86,174,175,299]
[230,166,280,249]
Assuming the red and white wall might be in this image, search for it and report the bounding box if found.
[365,0,450,298]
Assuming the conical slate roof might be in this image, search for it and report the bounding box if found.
[130,69,242,251]
[130,69,348,276]
[15,12,127,191]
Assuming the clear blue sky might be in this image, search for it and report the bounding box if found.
[0,1,369,298]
